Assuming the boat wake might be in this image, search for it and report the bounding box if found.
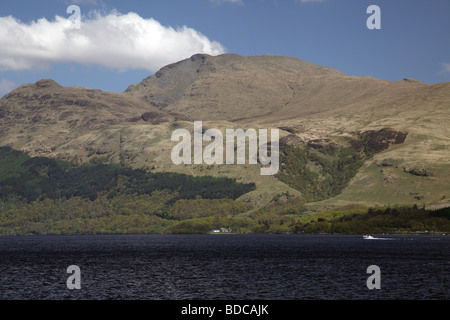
[363,235,395,240]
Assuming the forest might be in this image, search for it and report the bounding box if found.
[276,142,365,201]
[0,146,255,203]
[276,129,408,201]
[0,146,449,235]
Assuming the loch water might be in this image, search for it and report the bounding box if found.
[0,234,448,300]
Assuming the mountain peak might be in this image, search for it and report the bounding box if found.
[122,53,347,121]
[35,79,62,89]
[190,53,212,62]
[4,79,63,97]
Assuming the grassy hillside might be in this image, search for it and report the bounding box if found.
[0,147,449,236]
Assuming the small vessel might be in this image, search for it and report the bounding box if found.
[363,234,374,239]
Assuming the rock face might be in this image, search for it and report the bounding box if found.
[34,79,62,89]
[359,128,408,155]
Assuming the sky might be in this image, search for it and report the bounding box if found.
[0,0,449,96]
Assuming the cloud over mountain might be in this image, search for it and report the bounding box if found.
[0,10,225,72]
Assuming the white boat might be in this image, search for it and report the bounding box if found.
[363,234,375,239]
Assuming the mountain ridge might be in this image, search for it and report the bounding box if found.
[123,53,435,124]
[1,53,449,208]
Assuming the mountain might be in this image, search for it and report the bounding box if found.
[124,53,450,208]
[123,53,448,130]
[1,53,449,210]
[0,78,176,163]
[124,53,345,122]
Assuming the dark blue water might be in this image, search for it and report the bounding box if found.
[0,234,448,300]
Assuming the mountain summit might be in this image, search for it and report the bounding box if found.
[123,53,442,126]
[124,53,347,121]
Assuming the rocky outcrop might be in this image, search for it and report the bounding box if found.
[359,128,408,155]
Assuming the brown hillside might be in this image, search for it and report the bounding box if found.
[123,53,442,126]
[1,54,449,207]
[0,79,173,160]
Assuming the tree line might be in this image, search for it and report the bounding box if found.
[1,146,448,235]
[0,146,255,203]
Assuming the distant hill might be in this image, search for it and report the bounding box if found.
[1,53,449,209]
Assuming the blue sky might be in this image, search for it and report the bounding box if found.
[0,0,449,96]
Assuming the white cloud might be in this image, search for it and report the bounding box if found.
[0,11,225,72]
[0,78,17,96]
